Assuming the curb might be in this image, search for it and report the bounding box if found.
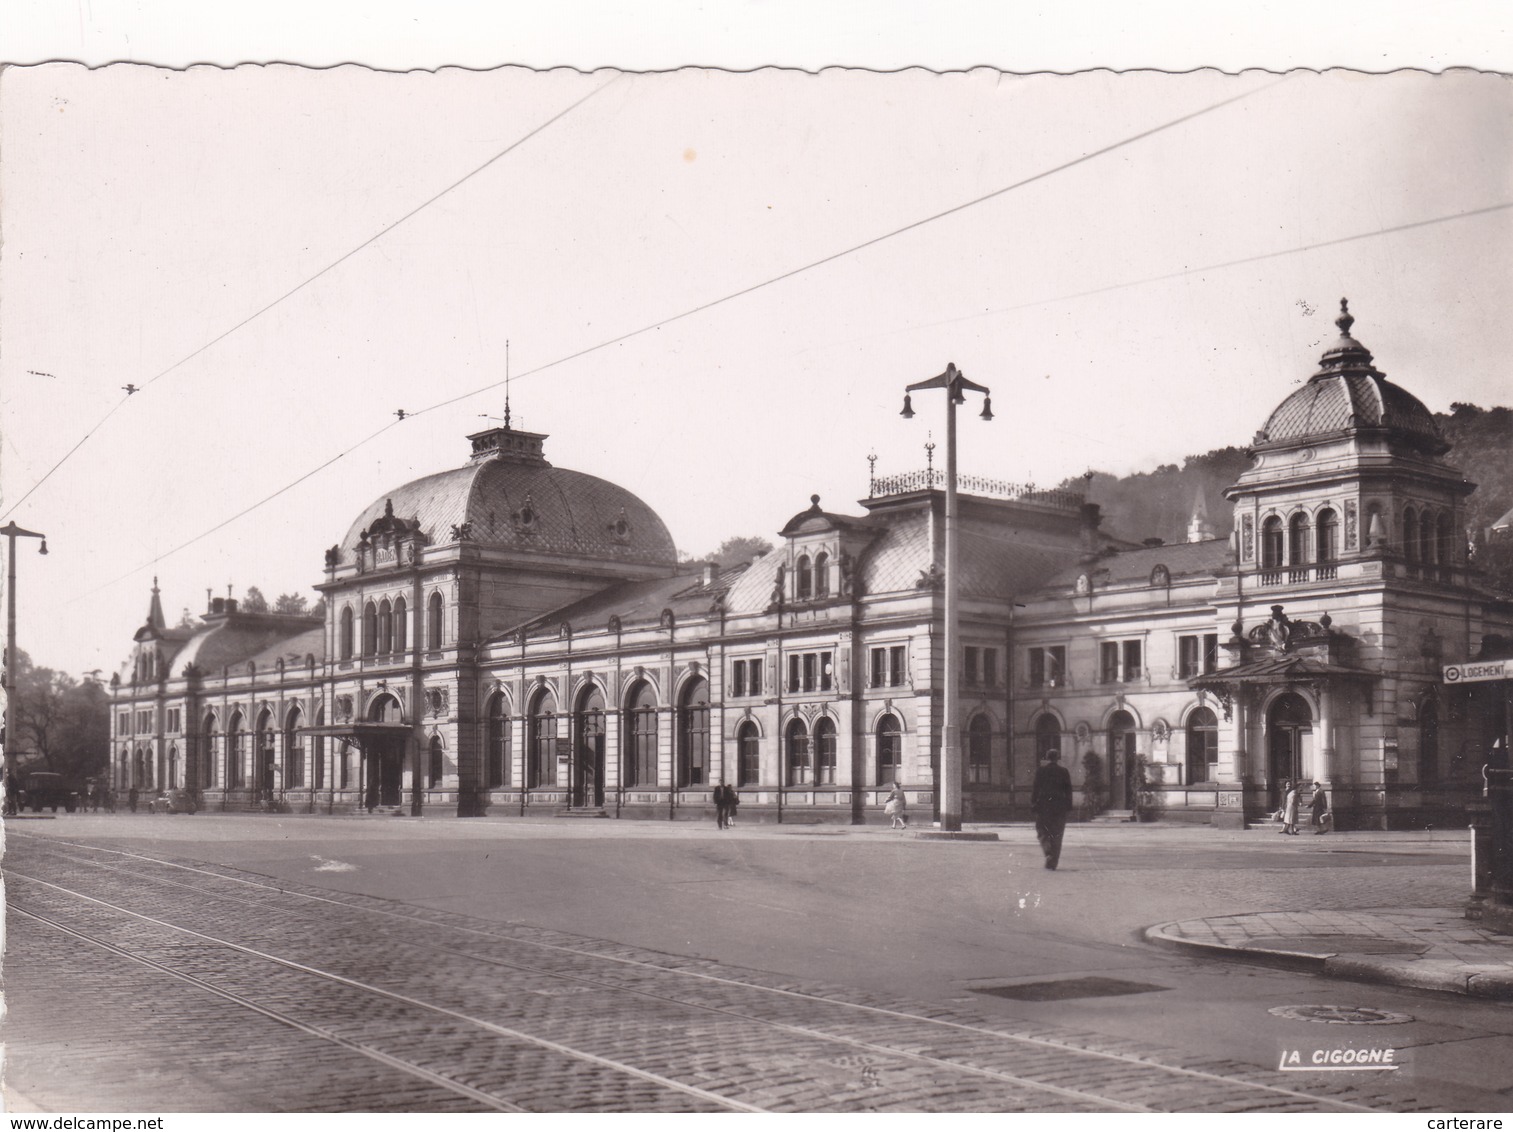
[1144,923,1327,972]
[1146,922,1513,1001]
[909,830,1001,842]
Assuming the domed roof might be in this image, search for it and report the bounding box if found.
[338,425,677,567]
[1256,300,1446,455]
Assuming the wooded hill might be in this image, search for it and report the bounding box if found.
[1073,402,1513,592]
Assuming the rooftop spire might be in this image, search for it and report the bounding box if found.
[1335,296,1354,338]
[503,339,512,431]
[147,576,166,631]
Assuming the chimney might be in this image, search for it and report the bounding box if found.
[702,561,718,587]
[1080,502,1103,552]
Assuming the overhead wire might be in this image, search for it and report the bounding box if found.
[0,72,622,524]
[71,70,1480,606]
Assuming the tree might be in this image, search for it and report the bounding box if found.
[695,535,774,568]
[274,592,310,615]
[6,650,108,782]
[241,586,269,613]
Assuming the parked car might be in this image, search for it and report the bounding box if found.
[22,771,80,813]
[146,789,197,815]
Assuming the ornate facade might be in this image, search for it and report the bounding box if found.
[110,303,1513,828]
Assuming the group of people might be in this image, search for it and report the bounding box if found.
[711,782,740,828]
[1278,779,1331,835]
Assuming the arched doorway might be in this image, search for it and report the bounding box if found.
[1107,711,1137,808]
[367,693,406,808]
[1267,692,1313,809]
[575,687,606,808]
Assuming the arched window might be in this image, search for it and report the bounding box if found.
[486,692,509,789]
[576,687,605,804]
[393,596,408,654]
[1261,516,1284,569]
[363,602,378,658]
[814,717,837,785]
[202,712,218,789]
[427,592,444,650]
[1420,700,1439,785]
[796,555,813,600]
[1186,707,1218,783]
[1403,507,1419,560]
[428,735,445,789]
[876,713,902,785]
[168,744,179,790]
[678,677,710,787]
[378,599,393,655]
[814,552,830,598]
[313,707,326,790]
[1315,508,1338,563]
[786,718,810,786]
[527,691,557,789]
[625,681,658,787]
[340,606,354,660]
[737,722,761,787]
[226,711,244,789]
[256,708,276,799]
[1419,511,1436,565]
[284,706,305,789]
[968,714,992,784]
[1436,514,1455,569]
[1034,713,1061,762]
[1288,512,1308,566]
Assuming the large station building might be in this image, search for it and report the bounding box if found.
[110,303,1513,828]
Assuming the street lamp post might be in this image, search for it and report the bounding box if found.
[2,521,48,815]
[902,364,992,831]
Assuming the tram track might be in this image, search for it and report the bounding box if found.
[7,833,1404,1113]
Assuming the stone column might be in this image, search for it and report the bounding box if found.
[1228,690,1248,781]
[1316,684,1335,785]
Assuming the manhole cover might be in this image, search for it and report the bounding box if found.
[1250,934,1427,957]
[975,977,1167,1002]
[1269,1005,1414,1025]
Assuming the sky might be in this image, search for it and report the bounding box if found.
[2,23,1511,679]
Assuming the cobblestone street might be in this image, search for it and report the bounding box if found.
[5,818,1510,1112]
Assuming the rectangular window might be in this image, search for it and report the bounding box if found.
[118,712,130,736]
[1047,646,1065,686]
[870,648,887,688]
[1203,633,1219,675]
[1028,647,1045,688]
[731,660,746,698]
[820,651,833,692]
[1123,640,1142,682]
[964,646,980,686]
[788,654,801,694]
[1178,635,1200,679]
[167,709,181,734]
[983,648,998,688]
[1100,641,1120,683]
[748,658,762,696]
[889,645,906,687]
[802,653,816,692]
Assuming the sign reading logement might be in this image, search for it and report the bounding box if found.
[1444,660,1510,684]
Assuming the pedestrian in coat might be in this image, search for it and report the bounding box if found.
[1309,781,1330,834]
[884,783,909,829]
[726,787,739,826]
[1031,750,1074,869]
[1280,781,1300,835]
[713,783,732,829]
[128,785,140,814]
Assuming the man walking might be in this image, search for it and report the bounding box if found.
[1031,749,1074,870]
[713,782,733,829]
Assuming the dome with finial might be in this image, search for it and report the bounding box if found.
[337,423,676,566]
[1255,299,1446,455]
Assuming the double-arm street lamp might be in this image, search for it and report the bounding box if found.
[902,363,992,832]
[2,521,48,814]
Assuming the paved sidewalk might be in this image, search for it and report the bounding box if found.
[1148,904,1513,1000]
